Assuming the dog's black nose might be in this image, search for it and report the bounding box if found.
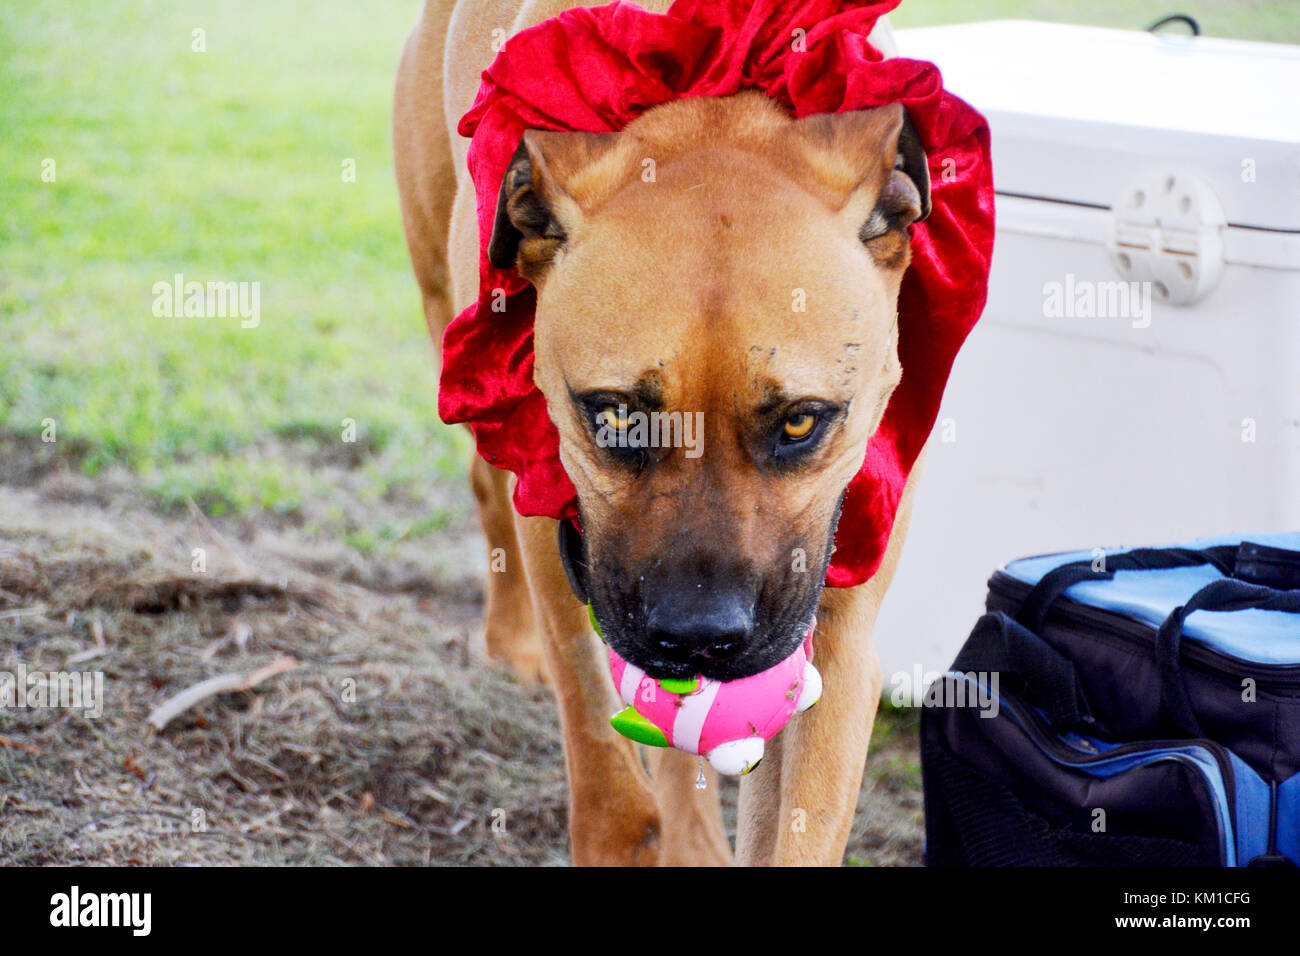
[645,590,755,664]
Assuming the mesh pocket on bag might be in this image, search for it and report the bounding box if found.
[923,744,1219,867]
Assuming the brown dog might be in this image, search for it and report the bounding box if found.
[394,0,926,865]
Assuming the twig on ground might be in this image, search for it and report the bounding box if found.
[146,655,298,731]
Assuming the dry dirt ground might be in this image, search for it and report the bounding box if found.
[0,438,923,866]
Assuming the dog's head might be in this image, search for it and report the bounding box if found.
[488,91,929,681]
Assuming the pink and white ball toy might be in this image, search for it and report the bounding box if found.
[593,605,822,776]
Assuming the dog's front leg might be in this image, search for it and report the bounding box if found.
[736,452,923,866]
[736,585,884,866]
[513,513,662,865]
[645,748,732,866]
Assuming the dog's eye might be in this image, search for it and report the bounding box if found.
[595,406,631,432]
[589,403,649,466]
[767,402,842,466]
[782,413,818,441]
[770,403,844,462]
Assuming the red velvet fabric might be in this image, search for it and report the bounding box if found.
[438,0,995,588]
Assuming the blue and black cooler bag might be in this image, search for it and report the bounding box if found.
[921,534,1300,866]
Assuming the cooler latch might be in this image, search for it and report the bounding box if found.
[1107,169,1226,306]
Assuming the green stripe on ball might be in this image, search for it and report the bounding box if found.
[610,706,668,747]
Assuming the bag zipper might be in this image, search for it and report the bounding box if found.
[988,679,1241,863]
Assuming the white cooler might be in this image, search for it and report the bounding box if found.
[876,21,1300,692]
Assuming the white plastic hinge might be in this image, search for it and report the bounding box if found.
[1107,169,1226,305]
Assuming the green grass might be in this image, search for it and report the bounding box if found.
[0,0,1295,535]
[0,0,467,526]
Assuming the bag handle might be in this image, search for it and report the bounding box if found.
[1016,545,1238,633]
[1155,580,1300,736]
[1235,540,1300,591]
[952,612,1094,730]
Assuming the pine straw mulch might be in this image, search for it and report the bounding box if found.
[0,468,921,866]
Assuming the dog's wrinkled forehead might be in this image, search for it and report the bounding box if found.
[486,93,926,407]
[542,187,895,411]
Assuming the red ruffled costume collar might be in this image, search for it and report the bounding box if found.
[438,0,995,589]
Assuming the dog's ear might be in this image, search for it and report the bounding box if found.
[487,129,623,280]
[795,103,931,261]
[885,110,930,226]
